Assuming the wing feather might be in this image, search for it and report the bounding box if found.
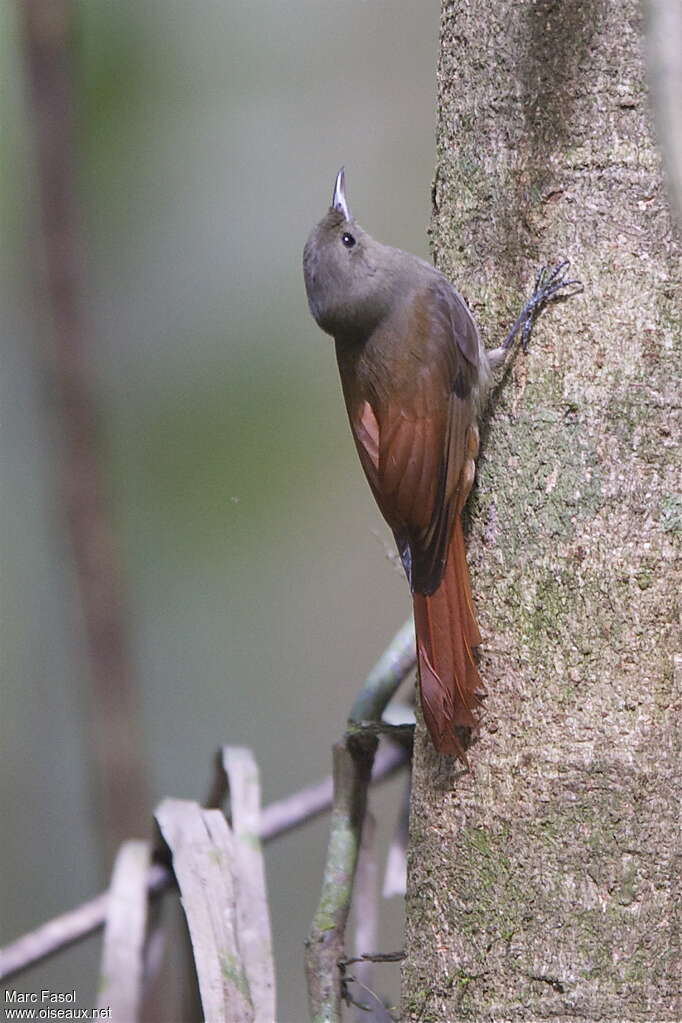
[348,276,481,596]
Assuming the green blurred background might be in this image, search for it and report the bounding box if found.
[1,1,439,1018]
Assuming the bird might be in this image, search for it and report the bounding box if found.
[303,168,577,762]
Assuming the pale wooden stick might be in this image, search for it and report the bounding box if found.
[155,800,253,1023]
[96,840,151,1021]
[221,747,276,1023]
[0,745,408,985]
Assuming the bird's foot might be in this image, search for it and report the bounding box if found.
[501,260,583,354]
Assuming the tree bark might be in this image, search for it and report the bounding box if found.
[403,1,681,1020]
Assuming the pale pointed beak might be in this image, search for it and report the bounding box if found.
[332,166,352,220]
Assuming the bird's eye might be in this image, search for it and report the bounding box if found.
[342,232,356,249]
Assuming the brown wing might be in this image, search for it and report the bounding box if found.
[350,277,481,596]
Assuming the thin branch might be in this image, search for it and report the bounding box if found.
[258,742,405,841]
[348,619,415,724]
[305,735,378,1023]
[305,625,416,1023]
[382,775,411,899]
[351,815,394,1022]
[18,0,149,860]
[96,840,151,1020]
[0,744,407,983]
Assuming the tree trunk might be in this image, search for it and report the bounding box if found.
[403,1,681,1020]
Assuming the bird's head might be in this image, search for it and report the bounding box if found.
[303,168,396,339]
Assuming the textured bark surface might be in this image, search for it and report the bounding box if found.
[403,1,681,1020]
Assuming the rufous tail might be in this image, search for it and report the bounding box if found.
[412,517,484,762]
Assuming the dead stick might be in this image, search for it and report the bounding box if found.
[304,622,415,1023]
[304,735,378,1023]
[0,743,407,983]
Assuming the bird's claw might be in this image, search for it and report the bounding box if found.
[519,260,583,351]
[501,260,583,354]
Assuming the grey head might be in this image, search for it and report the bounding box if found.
[303,168,417,340]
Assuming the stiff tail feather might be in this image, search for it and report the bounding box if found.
[412,517,484,762]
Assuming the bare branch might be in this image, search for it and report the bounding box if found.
[156,800,254,1023]
[305,621,415,1023]
[348,619,415,724]
[96,840,151,1020]
[305,735,378,1023]
[0,616,414,989]
[220,747,276,1023]
[350,815,394,1022]
[0,744,407,983]
[382,776,410,900]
